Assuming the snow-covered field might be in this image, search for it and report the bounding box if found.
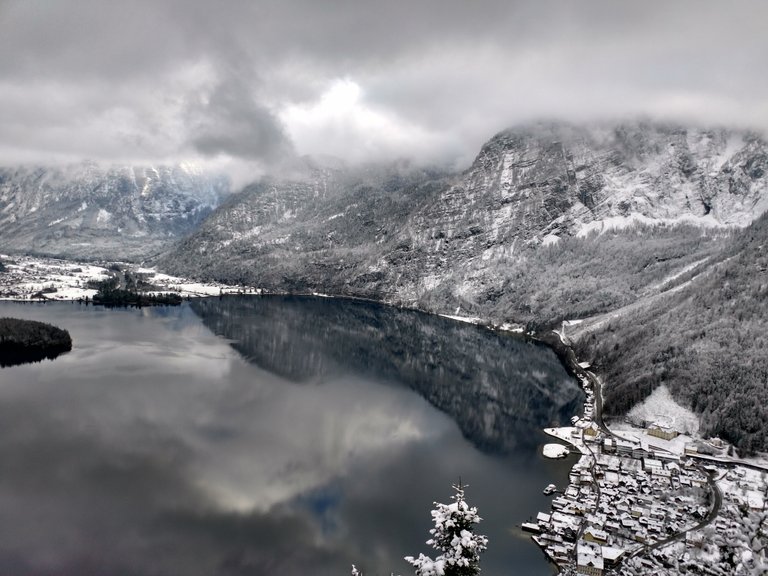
[626,384,700,435]
[0,255,258,301]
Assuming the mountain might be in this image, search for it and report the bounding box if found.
[0,162,227,261]
[160,121,767,322]
[156,120,768,452]
[2,120,767,452]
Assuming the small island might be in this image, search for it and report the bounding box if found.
[0,317,72,367]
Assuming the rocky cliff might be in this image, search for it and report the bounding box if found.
[160,121,768,324]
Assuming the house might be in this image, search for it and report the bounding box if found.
[747,490,765,511]
[583,528,609,545]
[686,531,704,548]
[647,422,679,441]
[642,457,664,474]
[616,439,635,455]
[577,541,604,576]
[601,546,626,567]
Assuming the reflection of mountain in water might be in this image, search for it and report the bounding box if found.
[190,296,583,453]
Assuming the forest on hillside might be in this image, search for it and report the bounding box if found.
[575,213,768,454]
[423,222,731,329]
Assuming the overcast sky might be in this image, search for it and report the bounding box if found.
[1,0,767,179]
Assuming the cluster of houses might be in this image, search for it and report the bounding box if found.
[528,351,768,574]
[621,462,768,575]
[529,417,717,575]
[0,257,106,300]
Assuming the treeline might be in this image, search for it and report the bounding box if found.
[0,317,72,367]
[89,278,182,307]
[575,212,768,454]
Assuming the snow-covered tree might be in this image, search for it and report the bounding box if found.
[405,482,488,576]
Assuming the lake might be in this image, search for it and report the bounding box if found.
[0,296,582,576]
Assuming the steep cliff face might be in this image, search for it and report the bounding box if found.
[161,122,768,319]
[0,163,227,260]
[413,122,766,251]
[162,162,448,295]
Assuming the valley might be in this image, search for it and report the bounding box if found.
[2,120,767,575]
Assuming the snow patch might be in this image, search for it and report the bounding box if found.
[541,234,560,246]
[543,443,570,459]
[439,314,483,325]
[96,208,112,224]
[577,213,725,238]
[627,384,700,436]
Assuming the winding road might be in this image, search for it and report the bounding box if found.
[538,329,725,569]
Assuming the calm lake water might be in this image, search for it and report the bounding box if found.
[0,296,582,576]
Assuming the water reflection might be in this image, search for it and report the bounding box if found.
[191,296,583,453]
[0,300,579,576]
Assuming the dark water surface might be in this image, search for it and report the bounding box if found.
[0,297,582,576]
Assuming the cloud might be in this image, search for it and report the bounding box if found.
[280,79,447,163]
[0,0,766,176]
[188,75,294,162]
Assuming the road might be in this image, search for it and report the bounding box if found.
[628,467,723,559]
[537,329,725,569]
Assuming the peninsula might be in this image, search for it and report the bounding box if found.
[0,317,72,367]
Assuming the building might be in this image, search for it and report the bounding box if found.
[647,422,679,441]
[583,528,609,545]
[601,546,625,568]
[577,541,604,576]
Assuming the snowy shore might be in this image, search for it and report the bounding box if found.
[0,255,259,302]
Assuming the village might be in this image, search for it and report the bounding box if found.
[0,254,256,302]
[530,373,768,575]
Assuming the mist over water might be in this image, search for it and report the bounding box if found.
[0,298,580,575]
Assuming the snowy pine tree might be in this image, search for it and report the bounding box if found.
[405,482,488,576]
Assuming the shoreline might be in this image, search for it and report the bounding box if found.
[5,254,768,574]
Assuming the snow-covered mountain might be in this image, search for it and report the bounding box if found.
[161,121,768,316]
[0,162,227,260]
[436,121,768,244]
[3,120,768,451]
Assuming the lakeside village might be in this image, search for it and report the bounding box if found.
[0,255,259,302]
[531,370,768,575]
[4,256,768,575]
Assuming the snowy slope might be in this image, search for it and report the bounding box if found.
[0,162,227,260]
[161,121,768,315]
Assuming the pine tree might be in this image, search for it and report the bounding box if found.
[405,482,488,576]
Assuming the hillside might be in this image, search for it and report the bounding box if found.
[574,211,768,454]
[157,120,768,450]
[161,121,766,324]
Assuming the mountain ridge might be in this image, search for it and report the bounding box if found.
[1,119,767,451]
[0,162,228,261]
[159,120,767,317]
